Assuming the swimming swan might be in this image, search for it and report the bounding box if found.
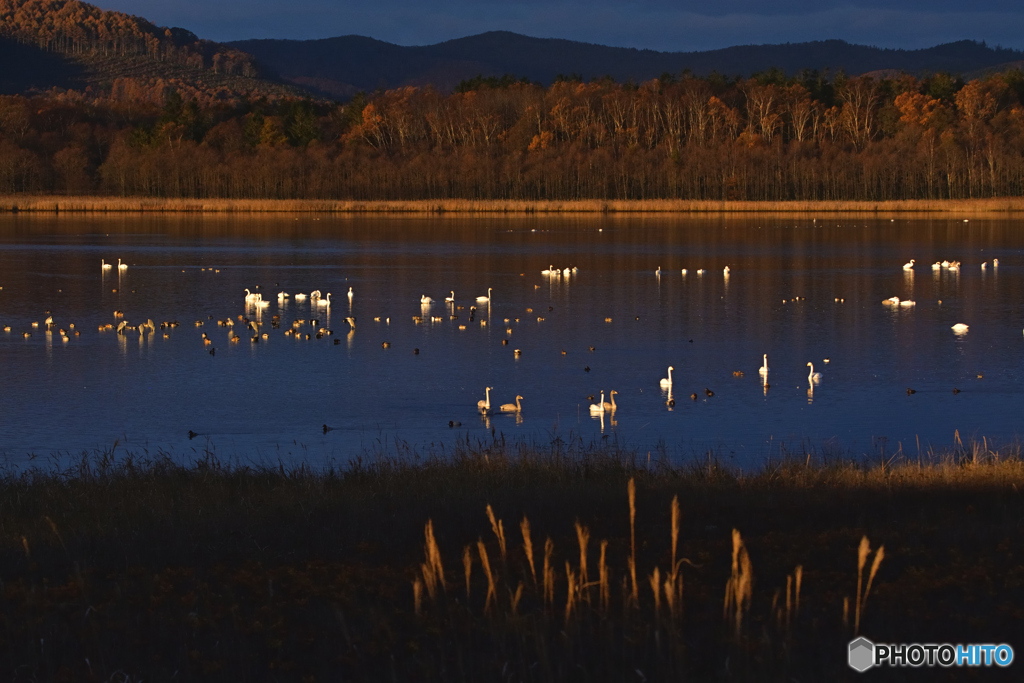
[445,291,455,303]
[348,287,354,301]
[294,293,307,301]
[477,387,492,413]
[117,258,128,271]
[602,389,618,412]
[951,323,969,334]
[101,259,112,270]
[500,395,523,413]
[807,362,821,383]
[421,295,434,304]
[317,293,331,307]
[660,366,673,388]
[903,259,915,270]
[589,391,606,414]
[759,354,769,376]
[476,288,492,302]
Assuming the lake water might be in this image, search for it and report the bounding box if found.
[0,213,1022,469]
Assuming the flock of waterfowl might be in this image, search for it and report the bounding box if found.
[0,254,998,432]
[889,257,1001,334]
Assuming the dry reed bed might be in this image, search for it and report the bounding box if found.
[4,195,1024,214]
[0,443,1021,681]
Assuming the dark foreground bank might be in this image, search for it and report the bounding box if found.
[0,438,1021,681]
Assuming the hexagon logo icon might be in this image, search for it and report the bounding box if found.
[849,637,875,672]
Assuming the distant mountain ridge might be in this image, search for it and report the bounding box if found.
[4,0,1024,103]
[228,32,1024,97]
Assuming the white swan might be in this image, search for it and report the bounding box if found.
[903,259,915,271]
[807,362,821,383]
[310,290,321,299]
[655,267,661,276]
[477,387,492,413]
[660,366,673,388]
[101,259,112,270]
[348,287,354,301]
[476,288,492,302]
[294,293,307,301]
[500,395,523,413]
[602,390,618,412]
[951,323,969,334]
[244,288,259,302]
[562,268,570,277]
[589,391,606,414]
[993,259,999,267]
[941,260,950,268]
[931,262,941,270]
[277,291,290,300]
[542,265,555,276]
[681,269,687,276]
[445,291,455,303]
[421,295,434,304]
[723,265,730,275]
[117,258,128,271]
[759,354,769,376]
[981,261,987,270]
[696,269,705,275]
[317,293,331,307]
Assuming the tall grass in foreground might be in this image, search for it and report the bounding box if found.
[4,195,1024,213]
[0,436,1020,681]
[414,476,888,678]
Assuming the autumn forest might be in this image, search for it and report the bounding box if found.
[3,67,1024,201]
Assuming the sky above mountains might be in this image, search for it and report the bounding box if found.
[99,0,1024,52]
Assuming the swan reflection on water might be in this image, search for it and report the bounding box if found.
[590,409,618,432]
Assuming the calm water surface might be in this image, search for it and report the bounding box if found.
[1,213,1022,469]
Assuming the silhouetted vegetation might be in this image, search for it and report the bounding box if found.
[0,438,1021,680]
[456,73,533,93]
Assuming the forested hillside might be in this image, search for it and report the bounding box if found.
[2,69,1024,201]
[0,0,299,101]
